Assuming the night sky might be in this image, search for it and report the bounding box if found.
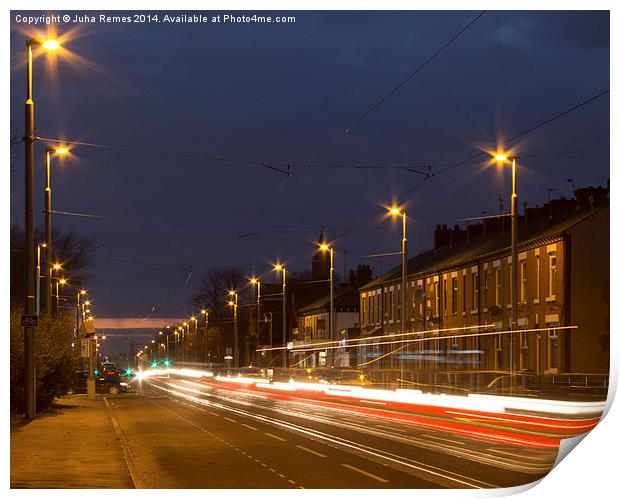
[10,10,610,327]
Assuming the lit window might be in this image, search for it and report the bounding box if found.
[451,277,458,314]
[536,255,541,301]
[519,260,527,302]
[494,268,502,306]
[548,253,557,297]
[472,272,479,310]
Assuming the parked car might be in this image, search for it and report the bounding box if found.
[70,371,128,395]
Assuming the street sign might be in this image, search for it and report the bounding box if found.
[21,315,38,327]
[81,321,96,336]
[80,338,89,358]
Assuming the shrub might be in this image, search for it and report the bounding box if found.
[10,308,80,415]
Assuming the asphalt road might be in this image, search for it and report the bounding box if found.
[105,375,559,488]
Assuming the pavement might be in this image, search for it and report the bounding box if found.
[10,395,135,488]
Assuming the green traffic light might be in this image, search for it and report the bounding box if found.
[151,361,158,368]
[93,370,99,376]
[125,368,133,377]
[163,359,170,367]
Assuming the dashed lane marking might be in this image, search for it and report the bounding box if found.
[296,445,327,458]
[146,398,302,488]
[242,423,258,431]
[264,432,287,442]
[341,464,389,483]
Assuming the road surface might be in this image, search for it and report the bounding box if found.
[103,374,565,488]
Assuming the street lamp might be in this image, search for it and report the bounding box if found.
[44,146,69,315]
[228,291,239,367]
[274,264,287,368]
[388,206,408,377]
[23,36,61,418]
[319,243,335,367]
[36,242,47,316]
[55,277,67,313]
[249,279,260,366]
[493,152,518,389]
[200,309,209,366]
[76,289,87,343]
[387,207,408,337]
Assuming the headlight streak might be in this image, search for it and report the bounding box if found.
[146,378,496,489]
[176,373,604,420]
[194,378,594,439]
[148,378,556,475]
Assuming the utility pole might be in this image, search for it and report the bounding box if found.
[23,40,36,419]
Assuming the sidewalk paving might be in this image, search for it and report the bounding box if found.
[10,395,135,488]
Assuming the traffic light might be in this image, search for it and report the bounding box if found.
[93,369,99,376]
[124,368,133,377]
[163,359,170,367]
[151,361,158,369]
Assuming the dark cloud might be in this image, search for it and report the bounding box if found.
[10,10,609,321]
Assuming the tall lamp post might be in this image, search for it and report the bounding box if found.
[388,207,408,378]
[44,146,69,315]
[76,290,87,341]
[200,309,209,366]
[318,244,335,367]
[249,279,260,366]
[55,277,67,313]
[494,153,518,390]
[228,291,239,367]
[190,316,198,362]
[36,242,47,315]
[23,37,60,419]
[182,322,188,362]
[274,264,287,368]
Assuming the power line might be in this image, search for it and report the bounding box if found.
[332,88,610,242]
[342,11,487,135]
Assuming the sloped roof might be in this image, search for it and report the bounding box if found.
[296,285,360,315]
[360,195,609,291]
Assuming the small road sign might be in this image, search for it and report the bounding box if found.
[21,315,38,327]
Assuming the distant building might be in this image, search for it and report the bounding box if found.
[359,186,609,380]
[293,265,373,367]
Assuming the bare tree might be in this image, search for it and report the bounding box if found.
[10,223,99,308]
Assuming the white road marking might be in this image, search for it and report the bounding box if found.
[223,416,238,423]
[264,432,287,442]
[341,464,389,483]
[376,424,408,433]
[242,423,258,431]
[296,445,327,458]
[424,434,467,446]
[487,448,549,462]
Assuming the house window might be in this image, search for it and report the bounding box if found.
[462,274,467,312]
[494,268,502,306]
[483,268,489,309]
[395,288,401,322]
[548,253,557,298]
[442,277,448,316]
[451,277,458,314]
[519,260,527,303]
[418,286,423,315]
[508,262,512,305]
[433,281,439,317]
[362,297,368,326]
[370,295,375,324]
[472,272,479,311]
[535,255,540,301]
[388,291,394,322]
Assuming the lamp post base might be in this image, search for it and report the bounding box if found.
[87,377,96,399]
